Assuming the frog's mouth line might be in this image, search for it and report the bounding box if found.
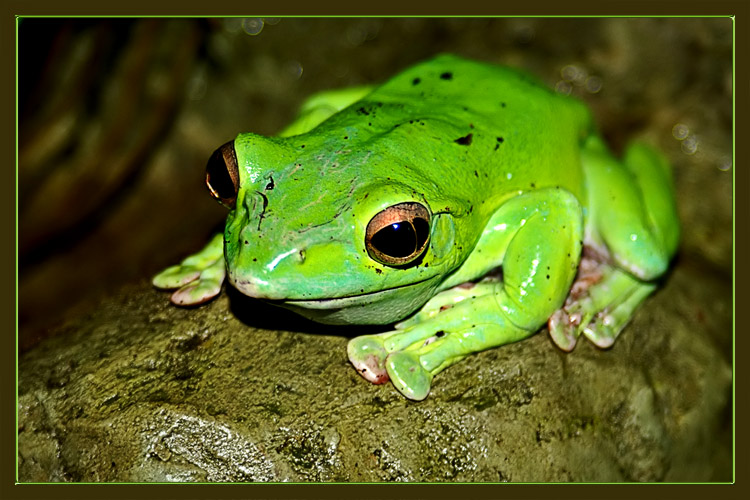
[271,275,436,310]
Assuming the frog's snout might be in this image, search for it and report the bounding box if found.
[229,273,284,300]
[228,246,308,300]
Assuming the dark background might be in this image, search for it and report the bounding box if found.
[17,18,733,351]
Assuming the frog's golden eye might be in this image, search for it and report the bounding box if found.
[206,141,239,209]
[366,202,431,267]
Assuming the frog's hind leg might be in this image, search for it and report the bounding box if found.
[549,137,679,351]
[581,137,679,281]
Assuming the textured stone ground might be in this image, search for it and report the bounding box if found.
[18,256,731,482]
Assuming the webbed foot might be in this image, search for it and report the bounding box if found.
[548,251,656,351]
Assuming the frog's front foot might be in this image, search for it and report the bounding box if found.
[167,262,225,305]
[348,282,529,401]
[153,234,226,306]
[347,334,433,400]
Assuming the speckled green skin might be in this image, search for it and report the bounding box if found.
[154,55,679,400]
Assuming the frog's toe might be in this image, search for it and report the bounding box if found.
[348,336,389,384]
[170,278,222,306]
[152,265,201,289]
[583,318,617,349]
[385,351,432,401]
[547,309,580,352]
[582,280,656,349]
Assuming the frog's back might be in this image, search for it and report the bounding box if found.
[373,54,589,123]
[365,54,593,204]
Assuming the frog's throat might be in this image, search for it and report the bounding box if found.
[282,278,434,310]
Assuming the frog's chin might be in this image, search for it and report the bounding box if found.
[282,285,420,310]
[233,275,439,325]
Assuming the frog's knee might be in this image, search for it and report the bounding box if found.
[623,142,680,256]
[615,242,669,282]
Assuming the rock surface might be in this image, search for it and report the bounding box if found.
[18,257,731,482]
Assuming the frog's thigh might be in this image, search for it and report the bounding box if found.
[582,137,679,280]
[549,139,679,350]
[353,189,583,400]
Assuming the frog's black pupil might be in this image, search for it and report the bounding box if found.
[371,221,417,258]
[206,149,235,200]
[413,217,429,249]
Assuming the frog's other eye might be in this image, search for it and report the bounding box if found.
[366,202,431,267]
[206,141,240,209]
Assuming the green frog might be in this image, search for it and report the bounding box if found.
[154,55,679,400]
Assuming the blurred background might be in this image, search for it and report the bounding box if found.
[17,18,732,351]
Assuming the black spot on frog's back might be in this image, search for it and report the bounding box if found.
[440,71,453,80]
[454,133,473,146]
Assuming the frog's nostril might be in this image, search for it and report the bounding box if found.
[298,249,306,263]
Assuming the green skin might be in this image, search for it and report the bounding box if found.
[154,55,679,401]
